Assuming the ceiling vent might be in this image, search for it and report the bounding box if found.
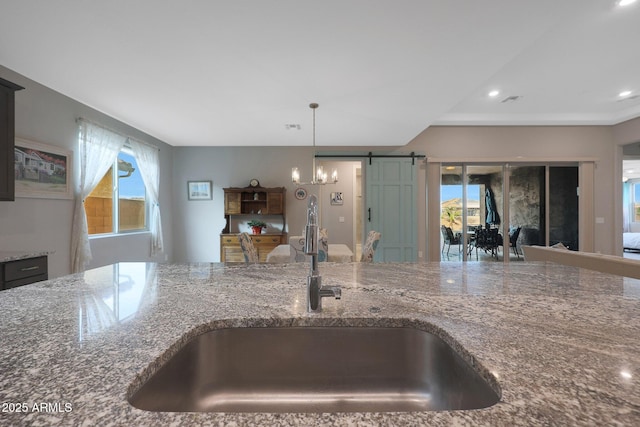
[617,95,639,102]
[284,124,301,130]
[500,95,522,103]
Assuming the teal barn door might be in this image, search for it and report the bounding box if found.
[365,158,417,262]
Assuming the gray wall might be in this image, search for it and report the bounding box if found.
[170,149,361,262]
[0,65,174,278]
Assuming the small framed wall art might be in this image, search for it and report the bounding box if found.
[330,192,343,205]
[187,180,212,200]
[14,137,73,199]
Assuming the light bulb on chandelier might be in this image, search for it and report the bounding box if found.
[291,103,338,185]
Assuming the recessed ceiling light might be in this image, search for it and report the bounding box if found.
[619,90,632,97]
[488,90,500,98]
[618,0,637,6]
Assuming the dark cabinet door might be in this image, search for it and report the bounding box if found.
[0,78,24,201]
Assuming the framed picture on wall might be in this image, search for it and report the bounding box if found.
[187,180,212,200]
[330,192,343,205]
[14,137,73,199]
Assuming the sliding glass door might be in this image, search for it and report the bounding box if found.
[548,166,579,249]
[440,165,462,261]
[509,166,545,258]
[439,162,578,262]
[440,164,503,262]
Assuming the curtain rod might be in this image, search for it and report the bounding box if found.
[314,151,426,165]
[76,117,160,151]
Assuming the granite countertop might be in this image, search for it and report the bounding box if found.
[0,251,52,263]
[0,261,638,426]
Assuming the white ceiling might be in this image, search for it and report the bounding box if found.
[1,0,639,147]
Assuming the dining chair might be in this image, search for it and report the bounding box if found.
[440,225,462,255]
[474,226,499,260]
[499,226,522,259]
[289,235,307,262]
[289,228,328,262]
[318,228,328,262]
[361,230,381,262]
[237,232,259,263]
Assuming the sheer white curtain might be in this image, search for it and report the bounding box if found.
[130,139,164,256]
[71,120,126,273]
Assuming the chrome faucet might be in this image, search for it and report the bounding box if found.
[304,195,341,312]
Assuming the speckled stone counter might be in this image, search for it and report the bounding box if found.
[0,261,639,426]
[0,251,51,263]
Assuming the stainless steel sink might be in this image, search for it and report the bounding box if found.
[128,327,500,413]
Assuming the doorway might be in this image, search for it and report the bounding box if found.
[622,150,640,259]
[319,156,419,263]
[315,160,363,260]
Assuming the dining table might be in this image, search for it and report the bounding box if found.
[266,244,354,263]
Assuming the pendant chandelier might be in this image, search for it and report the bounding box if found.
[291,103,338,185]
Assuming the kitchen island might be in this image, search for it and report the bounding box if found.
[0,261,638,426]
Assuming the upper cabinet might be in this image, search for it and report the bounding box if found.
[266,191,284,215]
[224,191,241,214]
[0,77,24,201]
[223,186,285,216]
[222,185,286,235]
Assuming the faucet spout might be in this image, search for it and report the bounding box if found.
[303,195,341,312]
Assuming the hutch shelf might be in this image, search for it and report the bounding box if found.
[220,185,286,262]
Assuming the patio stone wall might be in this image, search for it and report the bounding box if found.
[488,167,544,247]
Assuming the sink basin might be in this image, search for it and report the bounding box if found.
[128,327,500,413]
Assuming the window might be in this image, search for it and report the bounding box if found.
[85,148,147,235]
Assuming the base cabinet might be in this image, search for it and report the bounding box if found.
[220,234,284,263]
[1,256,48,290]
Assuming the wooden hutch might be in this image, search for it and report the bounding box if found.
[220,184,286,262]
